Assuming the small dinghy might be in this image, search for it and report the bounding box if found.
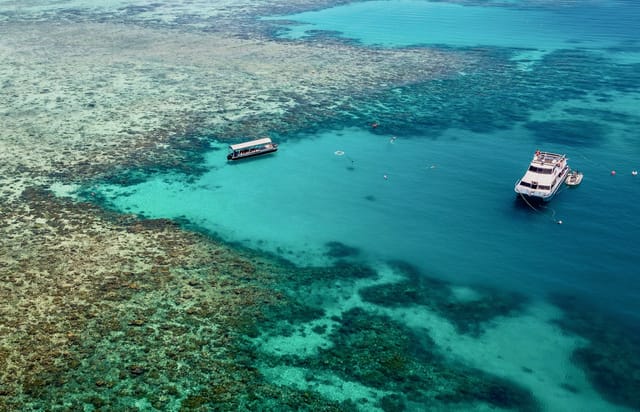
[565,170,583,186]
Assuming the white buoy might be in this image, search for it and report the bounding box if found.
[633,170,638,176]
[557,220,563,225]
[334,150,345,156]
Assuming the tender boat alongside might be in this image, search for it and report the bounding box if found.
[227,137,278,161]
[565,170,583,186]
[514,150,569,202]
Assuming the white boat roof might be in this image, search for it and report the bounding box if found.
[229,137,272,151]
[532,151,565,166]
[517,151,568,187]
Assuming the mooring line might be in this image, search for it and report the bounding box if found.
[519,193,562,224]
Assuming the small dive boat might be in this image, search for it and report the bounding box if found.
[565,170,583,186]
[227,137,278,161]
[514,150,570,202]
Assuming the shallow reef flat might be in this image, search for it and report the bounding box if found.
[0,187,343,410]
[0,15,466,201]
[0,2,470,409]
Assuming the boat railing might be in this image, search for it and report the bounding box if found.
[534,151,566,164]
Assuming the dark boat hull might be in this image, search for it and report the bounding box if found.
[227,146,278,161]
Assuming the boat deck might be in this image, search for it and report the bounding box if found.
[227,137,278,161]
[532,151,565,166]
[514,150,569,201]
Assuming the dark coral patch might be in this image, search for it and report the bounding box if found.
[359,261,526,336]
[324,241,361,258]
[524,119,609,147]
[562,107,636,124]
[298,307,539,411]
[549,294,640,411]
[305,260,377,281]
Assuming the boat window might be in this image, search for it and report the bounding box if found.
[528,166,553,174]
[519,181,531,188]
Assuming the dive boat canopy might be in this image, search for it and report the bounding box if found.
[227,137,278,161]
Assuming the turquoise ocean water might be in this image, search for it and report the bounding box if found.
[99,126,640,314]
[87,1,640,410]
[99,0,640,319]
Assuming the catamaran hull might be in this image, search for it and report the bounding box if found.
[515,169,568,202]
[515,189,559,203]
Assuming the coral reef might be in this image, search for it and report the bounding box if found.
[2,1,638,411]
[286,307,540,411]
[249,258,540,410]
[359,261,527,336]
[0,188,345,410]
[0,11,466,203]
[324,241,361,259]
[0,7,475,406]
[549,294,640,411]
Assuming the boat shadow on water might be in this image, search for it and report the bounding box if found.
[513,194,547,211]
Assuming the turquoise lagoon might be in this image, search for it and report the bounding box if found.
[94,0,640,319]
[266,1,639,49]
[97,127,640,314]
[85,0,640,410]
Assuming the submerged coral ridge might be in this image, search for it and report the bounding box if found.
[549,295,640,411]
[0,188,341,410]
[0,15,465,203]
[314,308,539,411]
[247,256,540,411]
[360,261,527,336]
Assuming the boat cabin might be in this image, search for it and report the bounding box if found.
[227,137,278,161]
[514,150,569,201]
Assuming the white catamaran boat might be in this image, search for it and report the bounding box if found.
[514,150,569,202]
[227,137,278,161]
